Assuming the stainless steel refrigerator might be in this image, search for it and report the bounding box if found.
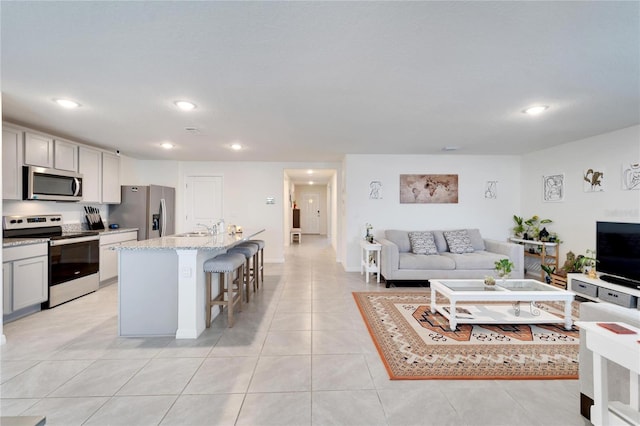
[108,185,176,240]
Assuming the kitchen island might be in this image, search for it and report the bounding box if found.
[115,229,264,339]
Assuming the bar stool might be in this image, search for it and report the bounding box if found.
[248,239,265,286]
[227,242,259,302]
[204,253,245,328]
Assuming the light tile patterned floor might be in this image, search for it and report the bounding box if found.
[1,236,589,425]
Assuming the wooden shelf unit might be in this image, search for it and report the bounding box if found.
[510,238,560,283]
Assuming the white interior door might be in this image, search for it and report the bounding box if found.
[301,193,320,234]
[185,176,223,232]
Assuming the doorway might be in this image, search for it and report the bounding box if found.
[301,193,320,234]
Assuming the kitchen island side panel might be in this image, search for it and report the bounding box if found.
[118,250,179,336]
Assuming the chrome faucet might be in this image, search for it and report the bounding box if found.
[196,223,217,235]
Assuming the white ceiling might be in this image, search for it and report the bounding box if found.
[1,2,638,162]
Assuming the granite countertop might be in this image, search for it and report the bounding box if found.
[115,228,265,251]
[98,228,138,236]
[3,228,139,248]
[3,238,50,248]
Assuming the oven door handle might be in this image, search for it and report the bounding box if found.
[50,236,100,246]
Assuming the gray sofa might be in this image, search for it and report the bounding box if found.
[378,228,524,287]
[579,302,640,420]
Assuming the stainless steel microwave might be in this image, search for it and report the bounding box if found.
[23,166,83,201]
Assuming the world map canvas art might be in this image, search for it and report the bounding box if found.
[399,174,459,204]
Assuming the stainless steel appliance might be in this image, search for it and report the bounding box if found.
[3,214,99,308]
[23,166,83,201]
[108,185,175,240]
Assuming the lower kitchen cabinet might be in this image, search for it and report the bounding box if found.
[100,231,137,282]
[3,243,49,314]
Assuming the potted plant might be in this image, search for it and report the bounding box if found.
[494,258,514,281]
[524,215,552,240]
[560,250,597,276]
[541,264,556,284]
[512,215,525,238]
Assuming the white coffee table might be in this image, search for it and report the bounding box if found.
[430,279,575,331]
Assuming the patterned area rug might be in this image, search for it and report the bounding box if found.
[353,291,580,380]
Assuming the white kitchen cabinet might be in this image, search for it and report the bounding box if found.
[102,152,121,204]
[2,125,23,200]
[100,231,137,282]
[12,256,48,310]
[3,243,49,312]
[79,146,102,203]
[54,139,78,172]
[3,262,12,314]
[24,131,54,168]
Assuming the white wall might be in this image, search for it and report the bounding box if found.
[521,125,640,260]
[342,154,522,271]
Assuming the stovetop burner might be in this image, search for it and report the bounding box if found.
[3,214,99,240]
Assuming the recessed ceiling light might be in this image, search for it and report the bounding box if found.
[442,146,460,152]
[174,100,197,111]
[160,142,174,149]
[54,98,81,109]
[309,181,314,185]
[231,143,242,151]
[522,105,549,115]
[307,170,313,175]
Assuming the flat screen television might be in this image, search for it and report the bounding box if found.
[596,221,640,289]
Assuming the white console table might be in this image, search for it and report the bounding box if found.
[576,321,640,426]
[360,240,381,283]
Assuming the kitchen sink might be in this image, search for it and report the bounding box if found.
[174,231,210,237]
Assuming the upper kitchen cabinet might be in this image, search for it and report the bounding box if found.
[102,152,121,203]
[2,125,24,200]
[79,146,102,203]
[53,139,79,172]
[24,131,54,168]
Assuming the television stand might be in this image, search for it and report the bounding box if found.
[568,273,640,308]
[600,274,640,290]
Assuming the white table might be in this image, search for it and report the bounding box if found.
[430,279,575,331]
[360,240,381,283]
[576,321,640,426]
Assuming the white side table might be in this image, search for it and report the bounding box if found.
[576,321,640,426]
[360,240,382,283]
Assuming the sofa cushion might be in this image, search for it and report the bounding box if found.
[466,228,486,251]
[441,251,505,269]
[443,230,475,254]
[399,253,456,270]
[431,230,448,253]
[385,230,411,253]
[408,231,438,255]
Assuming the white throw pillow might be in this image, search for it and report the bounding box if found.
[443,230,475,254]
[408,231,438,255]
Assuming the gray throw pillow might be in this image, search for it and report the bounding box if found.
[408,231,438,255]
[443,230,475,254]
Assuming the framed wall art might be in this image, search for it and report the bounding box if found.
[485,181,497,199]
[622,163,640,190]
[542,174,564,202]
[369,180,383,199]
[399,174,458,204]
[583,168,605,192]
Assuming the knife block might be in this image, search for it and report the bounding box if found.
[86,215,105,230]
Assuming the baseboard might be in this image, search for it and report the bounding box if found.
[580,392,593,420]
[265,257,285,264]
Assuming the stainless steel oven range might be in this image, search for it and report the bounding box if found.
[3,214,99,308]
